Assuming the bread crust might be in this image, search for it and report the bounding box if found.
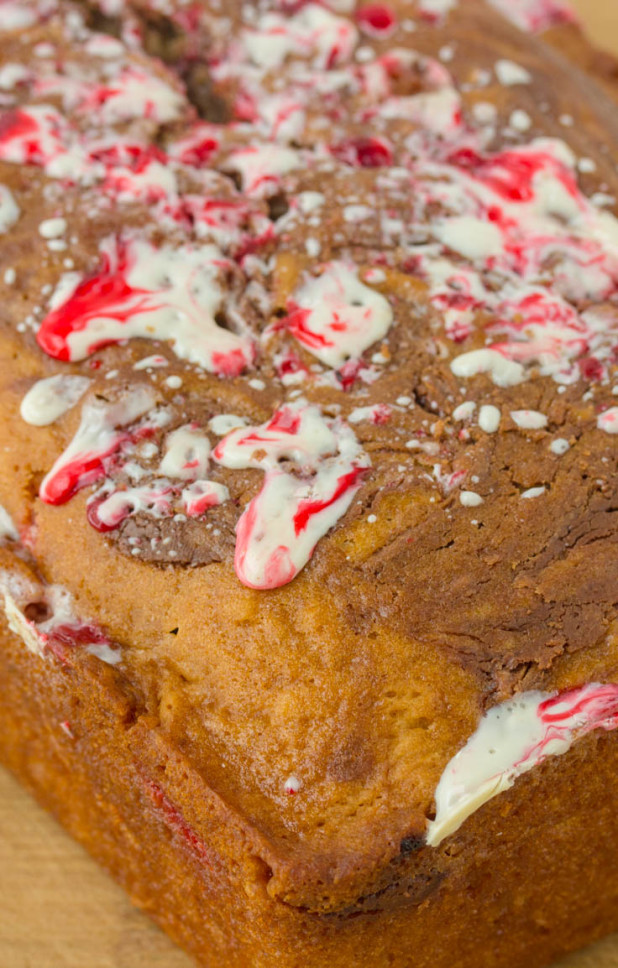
[4,605,618,968]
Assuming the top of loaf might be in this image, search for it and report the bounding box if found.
[0,0,617,914]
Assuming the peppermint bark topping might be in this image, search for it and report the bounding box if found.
[0,0,615,597]
[39,386,158,505]
[427,683,618,846]
[37,236,255,377]
[213,405,370,588]
[282,262,394,368]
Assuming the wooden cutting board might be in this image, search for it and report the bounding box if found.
[2,1,618,966]
[571,0,618,51]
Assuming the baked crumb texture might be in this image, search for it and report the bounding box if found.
[1,1,618,966]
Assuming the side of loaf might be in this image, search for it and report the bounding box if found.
[5,600,618,968]
[1,0,618,965]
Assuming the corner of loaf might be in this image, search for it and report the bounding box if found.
[1,0,618,964]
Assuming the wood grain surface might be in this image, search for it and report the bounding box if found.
[1,1,618,966]
[571,0,618,51]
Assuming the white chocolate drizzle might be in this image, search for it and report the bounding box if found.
[282,263,394,369]
[427,683,618,847]
[39,386,157,505]
[213,404,370,588]
[36,236,255,377]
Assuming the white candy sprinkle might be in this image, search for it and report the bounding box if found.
[4,267,15,285]
[591,192,616,209]
[305,238,321,257]
[343,204,372,222]
[367,514,377,523]
[521,486,546,499]
[478,405,501,433]
[34,42,55,58]
[297,192,325,213]
[453,401,476,421]
[509,109,532,132]
[578,158,596,174]
[460,491,484,507]
[355,46,374,63]
[134,355,169,370]
[597,408,618,434]
[550,438,570,455]
[137,442,158,459]
[284,775,301,795]
[510,410,548,430]
[495,59,531,86]
[473,102,497,125]
[165,375,183,390]
[38,217,67,239]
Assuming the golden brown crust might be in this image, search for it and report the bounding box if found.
[4,608,618,968]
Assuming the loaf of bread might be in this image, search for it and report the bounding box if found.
[2,1,618,966]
